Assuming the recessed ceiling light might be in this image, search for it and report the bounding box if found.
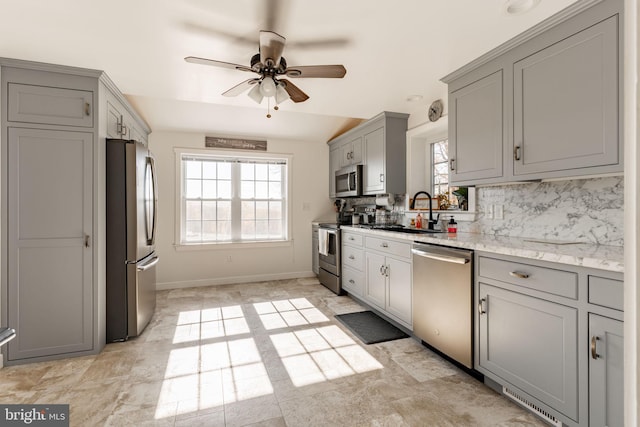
[406,95,423,102]
[504,0,541,15]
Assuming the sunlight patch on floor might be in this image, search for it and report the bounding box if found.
[173,305,250,344]
[254,298,329,330]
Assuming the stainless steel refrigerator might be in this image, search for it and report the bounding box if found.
[106,139,158,342]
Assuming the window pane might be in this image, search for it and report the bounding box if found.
[202,201,216,220]
[218,180,231,198]
[186,179,201,198]
[241,181,254,198]
[435,174,449,185]
[269,164,282,181]
[202,221,216,241]
[202,162,216,179]
[186,201,201,220]
[185,160,201,179]
[241,220,255,238]
[241,163,254,180]
[433,141,448,163]
[256,201,269,219]
[269,202,281,219]
[269,182,281,199]
[434,163,449,175]
[217,221,231,240]
[202,180,217,198]
[255,181,268,199]
[242,201,255,220]
[255,220,268,238]
[218,163,231,179]
[269,220,282,238]
[255,164,268,181]
[217,201,231,220]
[186,221,201,241]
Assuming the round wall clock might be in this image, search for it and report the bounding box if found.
[428,99,443,122]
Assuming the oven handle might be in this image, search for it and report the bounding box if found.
[411,248,469,264]
[323,228,339,236]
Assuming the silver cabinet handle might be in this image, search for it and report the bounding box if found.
[84,234,90,248]
[514,145,521,161]
[349,279,355,284]
[380,242,389,248]
[379,174,384,182]
[137,256,159,272]
[379,265,385,275]
[450,158,455,171]
[478,298,486,314]
[349,236,355,241]
[348,255,355,260]
[591,336,600,359]
[84,102,91,116]
[385,266,389,277]
[509,271,530,279]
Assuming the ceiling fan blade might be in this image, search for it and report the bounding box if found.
[185,56,254,73]
[280,79,309,103]
[259,31,286,68]
[284,65,346,78]
[182,22,257,46]
[222,78,260,97]
[287,39,350,49]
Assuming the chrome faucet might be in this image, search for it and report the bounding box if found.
[409,191,437,230]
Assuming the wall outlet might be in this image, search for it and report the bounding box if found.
[225,255,232,263]
[486,205,494,219]
[494,204,504,220]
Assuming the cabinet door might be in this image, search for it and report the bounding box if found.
[363,127,385,194]
[513,16,619,176]
[342,266,364,298]
[385,257,412,325]
[478,283,578,420]
[7,128,93,361]
[449,70,503,184]
[340,137,362,167]
[329,146,342,198]
[365,252,386,310]
[106,99,126,139]
[312,237,319,275]
[7,83,93,128]
[589,314,623,427]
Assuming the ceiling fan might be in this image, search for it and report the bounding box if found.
[185,30,346,116]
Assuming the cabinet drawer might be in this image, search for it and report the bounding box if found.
[343,232,363,246]
[589,275,623,311]
[365,236,410,259]
[478,256,577,299]
[343,245,364,271]
[8,83,94,127]
[342,267,364,297]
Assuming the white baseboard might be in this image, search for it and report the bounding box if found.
[156,271,316,291]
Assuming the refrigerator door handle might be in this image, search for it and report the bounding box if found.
[145,156,158,246]
[136,255,159,272]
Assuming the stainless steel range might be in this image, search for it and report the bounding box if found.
[318,223,342,295]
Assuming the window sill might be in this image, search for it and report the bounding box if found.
[174,240,293,251]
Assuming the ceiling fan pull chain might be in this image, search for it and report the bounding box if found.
[266,97,272,118]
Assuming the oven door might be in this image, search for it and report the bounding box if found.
[319,228,340,276]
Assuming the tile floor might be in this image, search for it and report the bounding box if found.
[0,278,547,426]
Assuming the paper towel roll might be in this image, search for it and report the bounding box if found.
[375,193,394,206]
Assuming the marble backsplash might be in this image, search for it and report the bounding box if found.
[459,176,624,247]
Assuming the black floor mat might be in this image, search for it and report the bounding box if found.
[335,311,408,344]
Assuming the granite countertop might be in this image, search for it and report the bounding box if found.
[341,226,624,273]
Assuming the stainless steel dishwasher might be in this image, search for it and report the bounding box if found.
[412,243,473,368]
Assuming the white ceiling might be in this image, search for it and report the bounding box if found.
[0,0,578,142]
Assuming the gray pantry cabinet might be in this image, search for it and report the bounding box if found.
[328,111,408,197]
[443,0,623,186]
[0,59,150,365]
[475,252,623,427]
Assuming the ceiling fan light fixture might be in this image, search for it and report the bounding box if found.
[275,83,290,104]
[259,77,277,97]
[247,84,264,104]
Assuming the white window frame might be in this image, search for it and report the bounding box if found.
[174,147,293,250]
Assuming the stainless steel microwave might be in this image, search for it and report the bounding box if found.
[335,164,362,198]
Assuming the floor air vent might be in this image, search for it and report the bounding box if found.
[503,386,562,427]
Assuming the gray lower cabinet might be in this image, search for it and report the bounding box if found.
[476,252,624,426]
[589,314,624,427]
[7,128,94,360]
[478,283,578,421]
[449,70,504,184]
[342,231,364,297]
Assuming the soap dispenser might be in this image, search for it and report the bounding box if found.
[415,213,423,229]
[447,216,457,233]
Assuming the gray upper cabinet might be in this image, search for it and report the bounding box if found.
[443,0,623,185]
[449,70,504,184]
[8,83,93,128]
[589,314,623,427]
[328,111,408,197]
[513,16,619,177]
